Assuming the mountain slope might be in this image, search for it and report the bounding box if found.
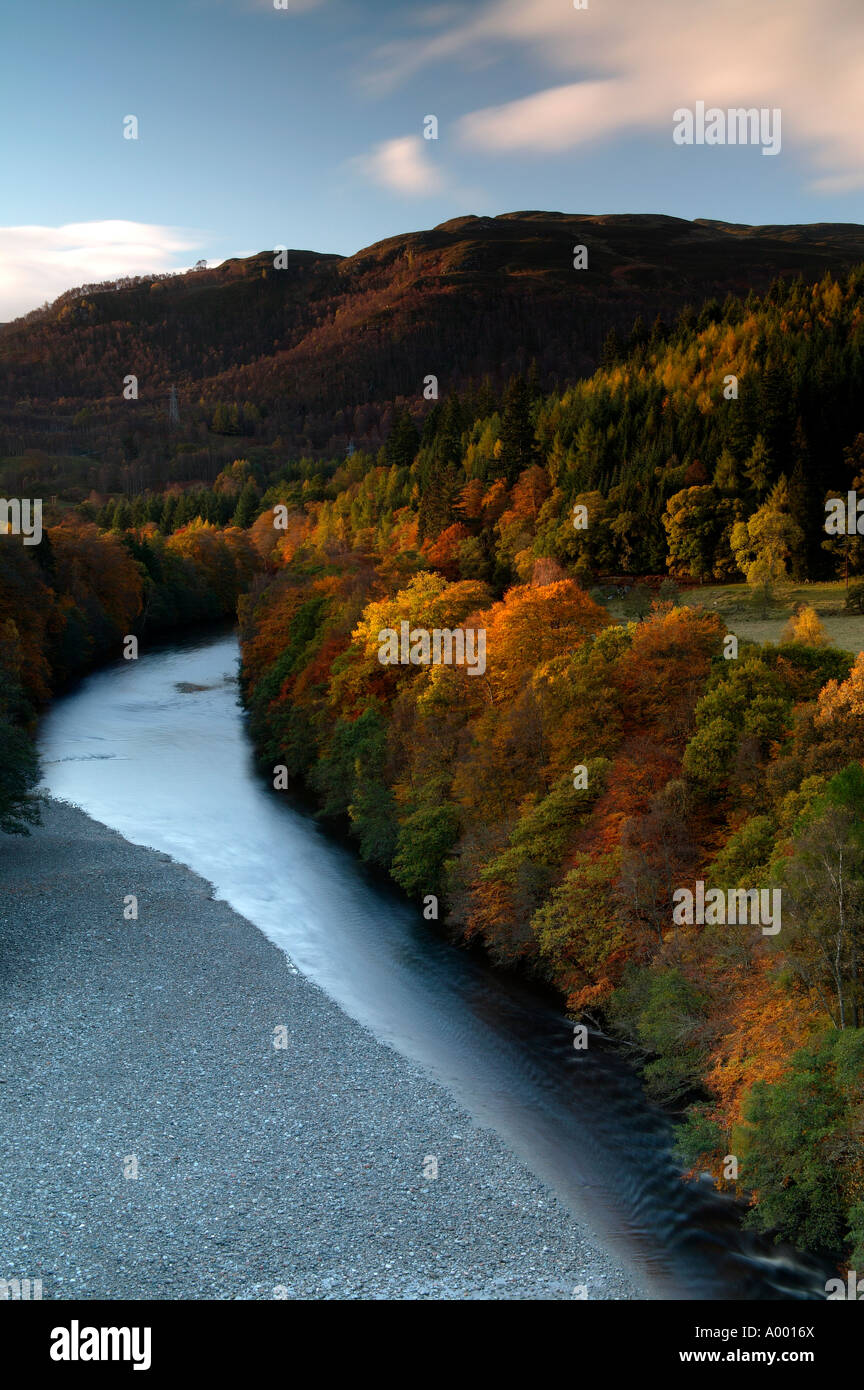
[3,211,864,460]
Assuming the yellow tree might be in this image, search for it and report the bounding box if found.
[783,605,829,647]
[480,580,609,706]
[730,488,803,587]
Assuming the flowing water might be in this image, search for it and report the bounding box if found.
[38,629,832,1301]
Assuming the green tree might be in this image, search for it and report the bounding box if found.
[740,1031,864,1254]
[231,479,260,529]
[730,486,803,588]
[391,802,460,896]
[773,764,864,1028]
[662,486,737,581]
[609,965,708,1103]
[714,448,740,492]
[498,376,537,483]
[384,407,420,469]
[743,434,773,498]
[0,721,42,834]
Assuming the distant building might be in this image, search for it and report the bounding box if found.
[346,438,356,458]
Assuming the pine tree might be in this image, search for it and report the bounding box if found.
[172,494,194,529]
[160,495,177,534]
[628,315,648,353]
[232,479,260,528]
[384,407,419,469]
[744,435,773,498]
[600,328,621,370]
[112,501,133,532]
[649,315,667,349]
[714,449,740,492]
[787,443,813,579]
[498,376,537,483]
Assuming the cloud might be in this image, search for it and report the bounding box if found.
[809,171,864,195]
[0,221,204,321]
[459,80,647,153]
[371,0,864,195]
[354,136,446,197]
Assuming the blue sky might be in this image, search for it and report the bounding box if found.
[1,0,862,318]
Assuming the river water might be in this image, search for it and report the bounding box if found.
[38,629,831,1301]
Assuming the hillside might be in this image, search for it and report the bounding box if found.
[226,262,864,1267]
[4,212,864,473]
[5,249,864,1272]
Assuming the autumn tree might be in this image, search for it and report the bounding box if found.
[740,1030,864,1254]
[663,486,738,581]
[772,763,864,1029]
[730,482,804,589]
[783,605,829,647]
[480,580,609,705]
[811,650,864,769]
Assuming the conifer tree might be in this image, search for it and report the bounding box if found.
[498,376,537,483]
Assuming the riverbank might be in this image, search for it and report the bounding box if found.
[0,800,639,1300]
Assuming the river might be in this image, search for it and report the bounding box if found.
[37,628,831,1300]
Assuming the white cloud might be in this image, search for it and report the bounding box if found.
[0,221,204,322]
[371,0,864,195]
[459,80,646,153]
[354,136,446,197]
[809,171,864,195]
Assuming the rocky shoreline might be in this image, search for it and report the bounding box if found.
[0,800,639,1300]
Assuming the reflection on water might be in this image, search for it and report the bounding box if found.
[38,630,832,1301]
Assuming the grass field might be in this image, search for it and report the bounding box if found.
[604,581,864,656]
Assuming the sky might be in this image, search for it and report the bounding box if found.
[1,0,863,320]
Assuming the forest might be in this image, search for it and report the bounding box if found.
[0,517,260,831]
[5,211,864,472]
[4,260,864,1268]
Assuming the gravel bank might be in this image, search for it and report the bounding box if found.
[0,800,639,1300]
